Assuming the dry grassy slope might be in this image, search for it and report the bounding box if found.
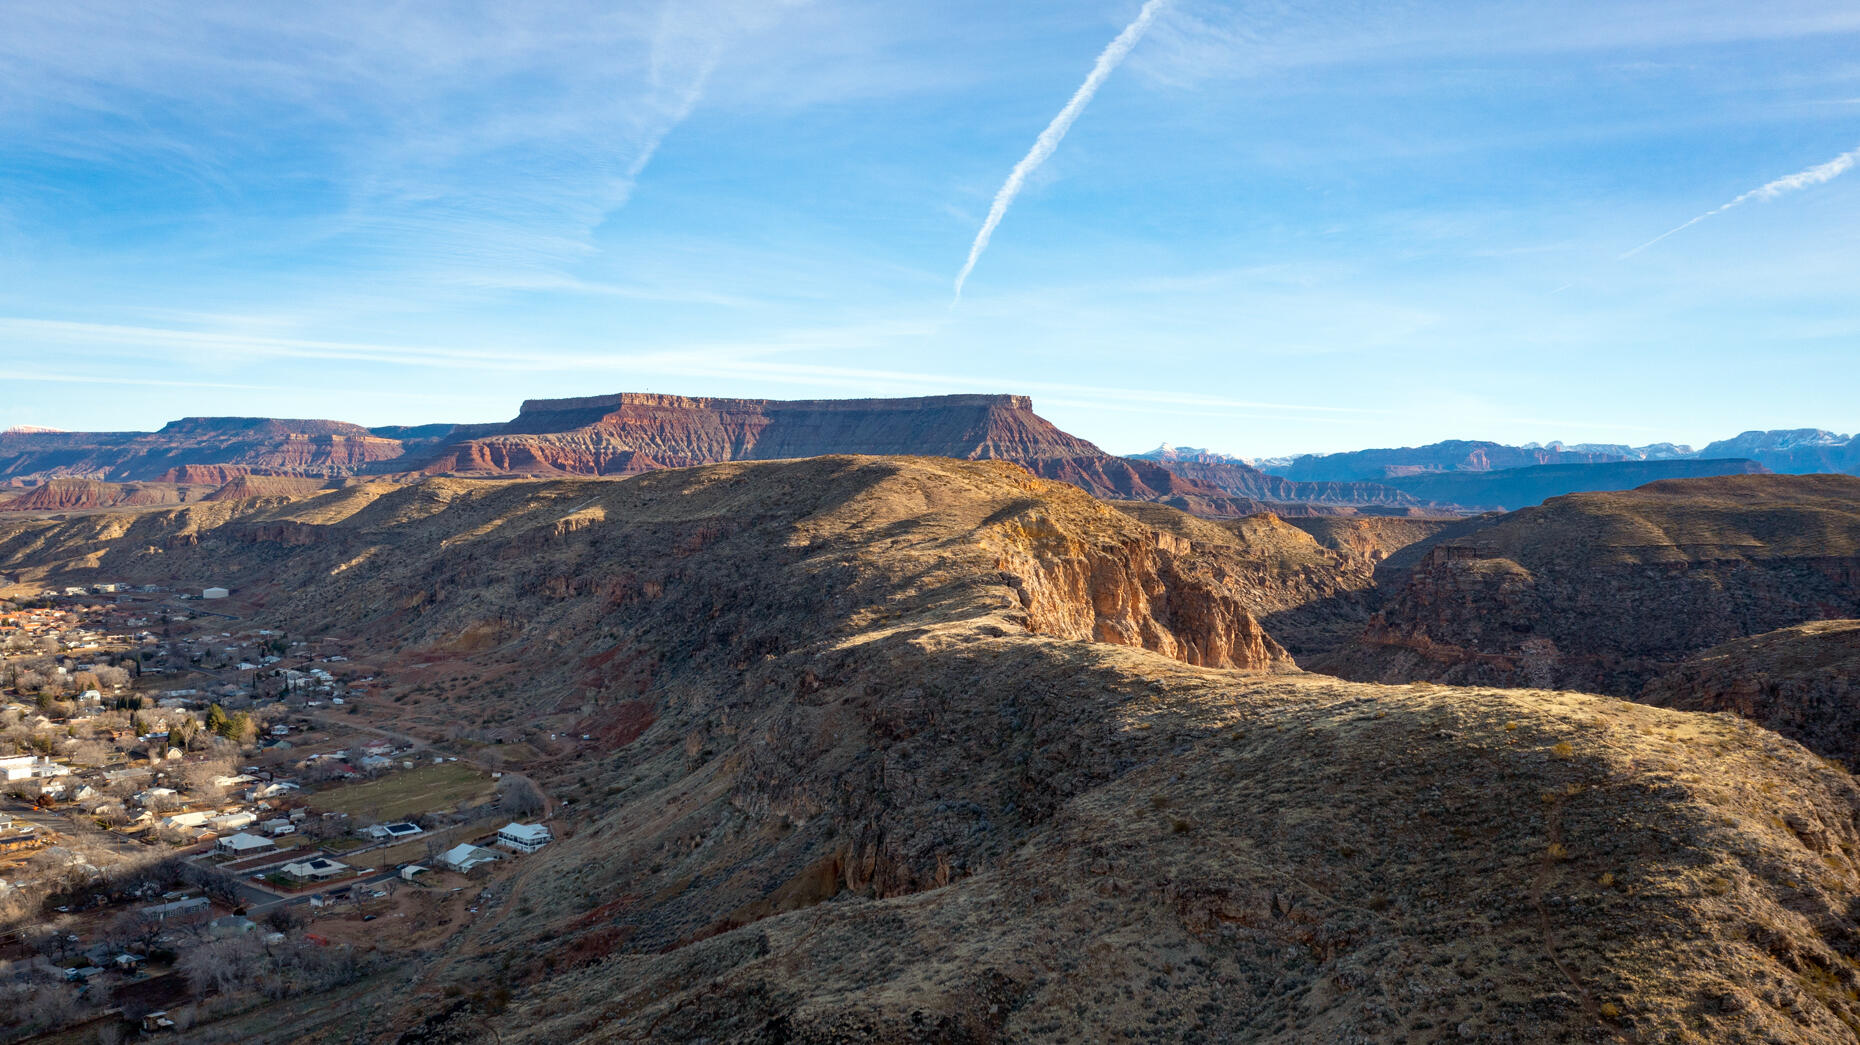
[1642,621,1860,770]
[11,460,1860,1043]
[1439,474,1860,569]
[1287,515,1461,564]
[424,658,1860,1045]
[1317,475,1860,695]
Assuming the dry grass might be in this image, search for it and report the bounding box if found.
[305,763,492,822]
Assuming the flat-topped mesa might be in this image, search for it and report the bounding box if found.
[433,391,1105,475]
[155,416,378,439]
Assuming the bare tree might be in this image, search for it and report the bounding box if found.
[497,776,545,818]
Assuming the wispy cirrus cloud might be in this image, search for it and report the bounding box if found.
[1622,142,1860,257]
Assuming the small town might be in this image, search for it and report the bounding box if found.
[0,583,552,1039]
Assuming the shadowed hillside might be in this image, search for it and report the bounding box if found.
[1642,620,1860,770]
[1315,474,1860,695]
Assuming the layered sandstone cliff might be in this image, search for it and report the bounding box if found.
[420,392,1277,515]
[0,416,407,481]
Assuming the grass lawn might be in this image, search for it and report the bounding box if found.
[306,763,494,822]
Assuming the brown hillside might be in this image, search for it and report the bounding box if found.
[8,462,1860,1042]
[1642,620,1860,770]
[1316,474,1860,694]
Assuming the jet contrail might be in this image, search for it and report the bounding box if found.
[952,0,1172,302]
[1621,142,1860,258]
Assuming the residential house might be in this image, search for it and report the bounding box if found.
[364,822,423,842]
[215,832,274,856]
[282,857,349,881]
[208,915,257,938]
[210,811,258,832]
[496,822,552,854]
[132,787,179,807]
[157,810,214,830]
[142,896,209,919]
[438,843,502,873]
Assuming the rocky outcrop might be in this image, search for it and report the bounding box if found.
[0,477,204,511]
[1641,620,1860,769]
[1315,474,1860,694]
[986,505,1290,669]
[158,463,255,484]
[1113,502,1458,659]
[203,475,334,502]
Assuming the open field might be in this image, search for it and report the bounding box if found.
[304,763,493,822]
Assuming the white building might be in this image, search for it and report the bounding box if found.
[438,843,502,873]
[281,857,349,881]
[215,833,274,856]
[495,822,552,854]
[210,811,258,832]
[202,587,229,599]
[0,755,70,782]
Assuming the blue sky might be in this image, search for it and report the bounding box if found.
[1,0,1855,455]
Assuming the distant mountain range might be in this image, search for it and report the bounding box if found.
[4,395,1849,518]
[1137,429,1858,483]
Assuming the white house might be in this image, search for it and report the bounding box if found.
[215,833,274,856]
[281,856,349,881]
[495,822,552,854]
[364,822,423,842]
[209,811,257,832]
[399,864,430,882]
[202,587,229,599]
[260,818,296,837]
[438,843,502,873]
[132,787,179,807]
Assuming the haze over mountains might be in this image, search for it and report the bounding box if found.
[1142,431,1860,483]
[4,392,1851,517]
